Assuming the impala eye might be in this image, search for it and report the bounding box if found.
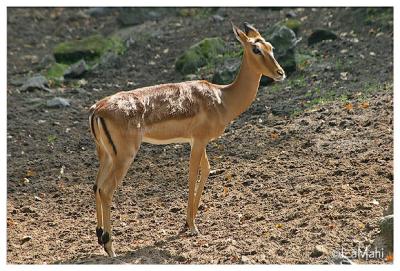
[252,46,262,55]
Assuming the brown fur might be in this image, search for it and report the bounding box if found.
[91,80,223,127]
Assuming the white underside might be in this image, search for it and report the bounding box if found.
[142,137,192,145]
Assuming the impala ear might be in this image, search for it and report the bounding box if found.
[231,22,248,45]
[243,22,260,38]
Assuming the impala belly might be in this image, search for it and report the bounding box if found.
[142,136,191,145]
[142,118,194,145]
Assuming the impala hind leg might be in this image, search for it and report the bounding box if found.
[98,137,140,257]
[93,145,111,244]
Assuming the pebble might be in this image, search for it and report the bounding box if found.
[20,206,37,214]
[20,236,32,245]
[310,245,329,257]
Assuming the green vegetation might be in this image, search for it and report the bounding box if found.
[53,34,125,64]
[175,37,225,74]
[46,63,69,80]
[296,53,315,70]
[365,8,393,27]
[283,19,301,34]
[47,135,57,143]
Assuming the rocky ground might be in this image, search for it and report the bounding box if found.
[7,7,393,264]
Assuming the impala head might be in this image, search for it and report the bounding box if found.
[232,22,286,81]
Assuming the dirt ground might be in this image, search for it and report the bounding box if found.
[7,7,393,264]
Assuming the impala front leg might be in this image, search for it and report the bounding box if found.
[193,150,210,218]
[186,140,206,235]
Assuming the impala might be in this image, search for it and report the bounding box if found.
[89,22,285,257]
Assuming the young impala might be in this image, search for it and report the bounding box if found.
[89,22,285,257]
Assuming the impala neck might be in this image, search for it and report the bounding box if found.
[222,51,262,122]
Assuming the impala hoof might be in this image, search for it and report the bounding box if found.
[189,226,199,236]
[96,227,104,245]
[104,245,116,257]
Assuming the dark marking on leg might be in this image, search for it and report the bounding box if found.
[96,227,104,245]
[90,113,97,140]
[101,231,110,245]
[99,117,117,155]
[93,184,97,194]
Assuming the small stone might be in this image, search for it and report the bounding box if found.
[371,199,379,205]
[46,97,70,108]
[20,236,32,245]
[212,14,224,22]
[310,245,328,257]
[20,206,37,214]
[170,207,181,213]
[241,255,253,264]
[242,179,254,186]
[286,11,297,18]
[209,169,225,177]
[34,196,42,201]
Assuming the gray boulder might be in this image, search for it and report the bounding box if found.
[212,58,241,84]
[21,75,52,92]
[268,24,300,75]
[379,215,393,251]
[117,8,174,26]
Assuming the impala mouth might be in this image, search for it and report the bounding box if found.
[273,74,286,82]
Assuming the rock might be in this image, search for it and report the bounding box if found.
[98,52,121,68]
[21,75,51,92]
[308,29,338,46]
[286,11,297,18]
[384,199,393,215]
[209,169,225,177]
[20,206,37,214]
[20,236,32,245]
[267,24,300,75]
[175,37,225,75]
[53,34,125,64]
[46,97,70,108]
[86,7,114,17]
[310,245,329,257]
[212,58,241,84]
[329,254,354,265]
[63,60,89,79]
[117,8,173,26]
[379,215,393,250]
[242,179,254,186]
[212,14,225,22]
[9,77,26,87]
[170,207,181,213]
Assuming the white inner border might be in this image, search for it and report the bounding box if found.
[2,1,398,271]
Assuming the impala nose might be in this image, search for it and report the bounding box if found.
[277,69,284,76]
